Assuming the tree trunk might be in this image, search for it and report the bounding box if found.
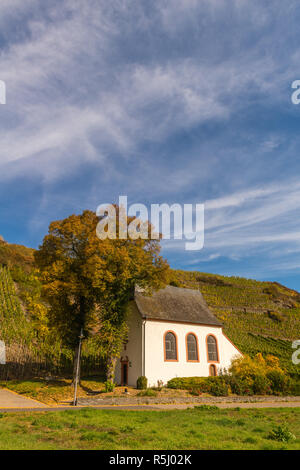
[106,353,117,384]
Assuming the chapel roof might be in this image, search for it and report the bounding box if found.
[134,285,223,327]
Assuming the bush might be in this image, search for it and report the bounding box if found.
[167,376,229,396]
[228,353,292,395]
[267,425,296,442]
[104,381,115,392]
[252,374,271,395]
[136,376,148,390]
[223,375,251,395]
[266,369,289,395]
[167,377,207,390]
[189,388,202,396]
[289,377,300,396]
[206,377,230,396]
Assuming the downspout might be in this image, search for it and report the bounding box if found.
[142,320,146,377]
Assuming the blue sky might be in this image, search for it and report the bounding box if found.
[1,0,300,289]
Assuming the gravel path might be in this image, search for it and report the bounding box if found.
[76,395,300,407]
[0,389,47,409]
[1,401,300,413]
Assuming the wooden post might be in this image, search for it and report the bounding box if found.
[73,329,84,406]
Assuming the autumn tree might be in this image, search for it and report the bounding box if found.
[35,208,169,383]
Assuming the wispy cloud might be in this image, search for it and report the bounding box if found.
[0,1,300,285]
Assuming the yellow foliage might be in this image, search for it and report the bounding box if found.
[229,353,284,387]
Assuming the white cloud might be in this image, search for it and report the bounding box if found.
[0,0,296,181]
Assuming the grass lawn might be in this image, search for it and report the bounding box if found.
[0,377,107,405]
[0,378,191,405]
[0,407,299,450]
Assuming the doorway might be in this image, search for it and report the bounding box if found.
[121,361,128,385]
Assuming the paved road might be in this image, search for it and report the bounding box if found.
[0,402,300,413]
[0,389,47,409]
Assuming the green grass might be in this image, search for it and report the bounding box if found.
[0,408,299,450]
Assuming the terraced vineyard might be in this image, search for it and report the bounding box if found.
[0,240,105,379]
[172,270,300,376]
[0,266,31,344]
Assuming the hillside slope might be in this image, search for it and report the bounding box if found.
[0,240,104,379]
[0,240,299,377]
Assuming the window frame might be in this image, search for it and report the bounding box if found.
[185,332,200,362]
[164,330,179,362]
[209,364,217,376]
[206,334,220,363]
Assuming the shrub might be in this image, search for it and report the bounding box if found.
[206,377,230,396]
[224,375,251,395]
[167,376,229,396]
[136,376,148,390]
[228,353,291,395]
[266,369,289,395]
[167,377,207,390]
[289,377,300,396]
[267,425,296,442]
[189,388,202,396]
[104,381,115,393]
[252,374,271,395]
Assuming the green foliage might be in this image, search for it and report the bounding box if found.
[224,375,252,395]
[207,377,230,396]
[225,353,290,395]
[167,376,230,396]
[252,374,271,395]
[193,405,219,411]
[137,376,148,390]
[167,354,297,396]
[289,377,300,396]
[104,381,115,392]
[0,266,31,344]
[266,369,289,395]
[267,425,296,442]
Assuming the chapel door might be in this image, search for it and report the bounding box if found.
[121,361,128,385]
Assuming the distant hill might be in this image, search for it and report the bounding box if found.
[0,240,299,378]
[0,239,34,272]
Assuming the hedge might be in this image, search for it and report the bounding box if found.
[167,376,230,396]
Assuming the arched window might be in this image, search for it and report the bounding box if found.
[209,364,217,376]
[164,331,178,361]
[186,333,199,361]
[206,335,219,362]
